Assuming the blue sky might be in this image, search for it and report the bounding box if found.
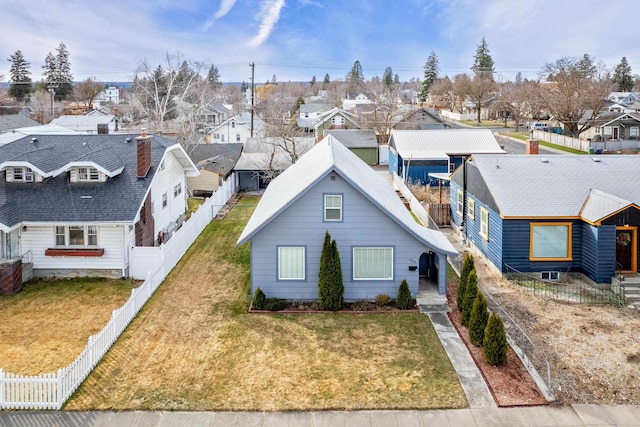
[1,0,639,84]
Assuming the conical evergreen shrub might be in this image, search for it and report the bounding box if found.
[461,269,478,326]
[318,231,332,308]
[483,312,508,366]
[396,279,413,309]
[252,288,266,310]
[457,253,474,311]
[469,290,489,347]
[318,231,344,311]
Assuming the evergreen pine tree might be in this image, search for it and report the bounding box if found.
[7,50,32,102]
[347,60,364,85]
[613,57,634,92]
[457,253,474,311]
[469,290,489,347]
[318,231,332,309]
[483,312,508,366]
[322,73,330,89]
[471,37,495,80]
[461,269,478,326]
[420,51,439,102]
[328,240,344,310]
[382,66,394,88]
[396,279,413,310]
[54,42,73,99]
[207,64,222,89]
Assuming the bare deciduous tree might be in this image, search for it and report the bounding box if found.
[539,55,612,137]
[72,77,104,111]
[28,89,55,123]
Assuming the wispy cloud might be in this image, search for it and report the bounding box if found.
[203,0,238,30]
[247,0,286,48]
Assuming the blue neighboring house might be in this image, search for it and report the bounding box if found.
[388,129,505,186]
[450,154,640,283]
[237,135,457,300]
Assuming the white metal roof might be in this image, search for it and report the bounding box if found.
[237,135,457,256]
[390,129,505,159]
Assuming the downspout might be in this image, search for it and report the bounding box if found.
[461,156,467,244]
[121,224,127,278]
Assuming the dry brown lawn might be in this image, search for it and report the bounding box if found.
[65,197,466,411]
[0,278,135,375]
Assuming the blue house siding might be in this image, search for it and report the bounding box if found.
[501,219,583,275]
[581,224,616,283]
[465,197,503,272]
[248,173,431,300]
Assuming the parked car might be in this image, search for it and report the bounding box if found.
[527,122,550,131]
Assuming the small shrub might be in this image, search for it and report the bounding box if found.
[396,279,414,310]
[264,297,285,311]
[483,312,508,366]
[461,269,478,326]
[457,253,474,311]
[252,288,266,310]
[469,290,489,347]
[318,231,344,311]
[375,294,392,307]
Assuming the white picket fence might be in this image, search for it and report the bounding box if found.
[0,177,237,410]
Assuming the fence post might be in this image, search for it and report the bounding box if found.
[56,368,63,410]
[0,368,3,409]
[88,336,94,366]
[547,360,552,394]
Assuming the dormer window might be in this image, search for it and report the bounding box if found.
[78,167,100,181]
[10,167,35,182]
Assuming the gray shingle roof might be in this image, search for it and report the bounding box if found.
[237,135,457,256]
[0,115,40,133]
[323,129,377,148]
[0,133,195,228]
[185,143,243,177]
[467,154,640,219]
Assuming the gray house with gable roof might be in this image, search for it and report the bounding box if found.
[450,154,640,284]
[237,135,457,300]
[0,132,198,293]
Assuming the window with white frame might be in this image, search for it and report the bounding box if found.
[12,167,34,182]
[174,183,182,197]
[55,225,98,247]
[236,133,241,142]
[603,126,612,136]
[631,127,639,137]
[456,190,463,216]
[467,198,475,220]
[278,246,305,280]
[78,167,100,181]
[353,247,393,280]
[324,194,342,221]
[530,223,572,260]
[162,193,168,208]
[479,207,489,240]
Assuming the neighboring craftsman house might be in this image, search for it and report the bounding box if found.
[450,154,640,285]
[323,129,378,165]
[237,135,457,300]
[0,131,198,294]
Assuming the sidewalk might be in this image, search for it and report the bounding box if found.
[2,405,640,426]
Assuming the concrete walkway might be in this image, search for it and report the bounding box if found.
[3,405,640,426]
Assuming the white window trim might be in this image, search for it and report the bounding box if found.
[77,167,100,182]
[456,190,463,216]
[162,193,168,208]
[479,207,489,240]
[352,247,394,281]
[324,194,343,222]
[55,225,99,247]
[467,198,475,220]
[278,246,306,280]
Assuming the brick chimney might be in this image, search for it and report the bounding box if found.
[526,139,539,155]
[136,129,152,178]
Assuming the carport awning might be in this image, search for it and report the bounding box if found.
[428,172,451,181]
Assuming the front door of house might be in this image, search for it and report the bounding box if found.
[616,227,637,273]
[613,127,619,140]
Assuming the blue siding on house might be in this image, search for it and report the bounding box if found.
[501,219,583,274]
[581,224,616,283]
[248,173,430,300]
[388,147,399,177]
[466,197,503,272]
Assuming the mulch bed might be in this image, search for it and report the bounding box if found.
[250,300,419,313]
[447,291,547,407]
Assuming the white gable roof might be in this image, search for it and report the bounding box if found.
[390,129,505,159]
[237,135,457,256]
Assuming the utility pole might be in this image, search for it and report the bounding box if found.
[250,62,255,137]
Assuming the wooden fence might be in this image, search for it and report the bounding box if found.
[0,177,237,410]
[426,203,451,227]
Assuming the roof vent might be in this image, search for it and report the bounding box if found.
[30,137,37,143]
[591,157,601,163]
[80,195,92,199]
[540,158,549,163]
[125,137,131,143]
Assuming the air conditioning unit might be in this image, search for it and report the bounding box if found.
[541,271,559,281]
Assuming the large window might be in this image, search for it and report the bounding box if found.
[324,194,342,221]
[353,247,393,280]
[479,207,489,240]
[456,190,463,216]
[530,223,572,260]
[55,225,99,247]
[278,246,305,280]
